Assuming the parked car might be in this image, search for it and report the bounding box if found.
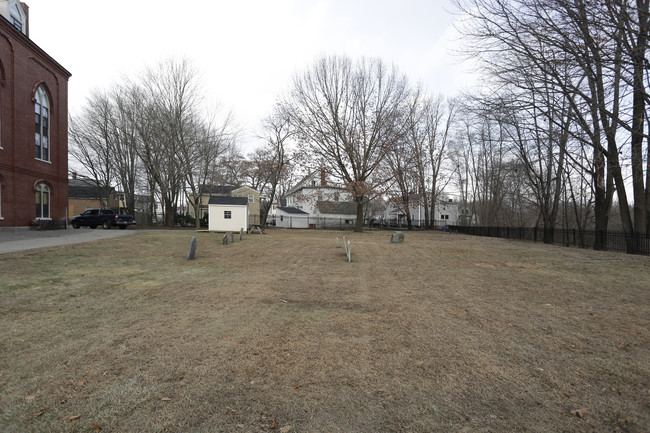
[70,209,136,230]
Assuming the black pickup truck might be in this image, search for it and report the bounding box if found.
[70,209,136,230]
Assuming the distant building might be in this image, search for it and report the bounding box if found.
[188,185,261,226]
[283,169,357,228]
[382,196,459,228]
[0,1,71,227]
[275,206,309,229]
[67,178,118,217]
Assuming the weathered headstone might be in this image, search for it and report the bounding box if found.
[230,231,234,243]
[390,231,404,244]
[187,236,197,260]
[345,240,351,262]
[239,228,244,241]
[222,234,228,245]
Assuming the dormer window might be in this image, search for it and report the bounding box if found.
[10,15,21,31]
[5,2,26,35]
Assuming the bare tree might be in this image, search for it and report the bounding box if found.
[69,91,115,209]
[130,58,235,227]
[454,0,649,252]
[385,135,418,229]
[400,90,455,228]
[256,111,296,226]
[282,56,409,232]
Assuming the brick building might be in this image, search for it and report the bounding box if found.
[0,1,71,228]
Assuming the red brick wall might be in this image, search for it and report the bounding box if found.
[0,18,70,227]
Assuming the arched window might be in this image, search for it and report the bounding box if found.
[35,183,50,219]
[35,86,50,161]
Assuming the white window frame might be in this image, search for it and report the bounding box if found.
[34,86,50,162]
[35,183,51,220]
[248,194,254,203]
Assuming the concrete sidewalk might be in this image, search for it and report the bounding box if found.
[0,227,144,255]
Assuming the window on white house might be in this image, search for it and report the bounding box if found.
[35,183,50,219]
[224,210,231,219]
[35,86,50,161]
[248,194,254,203]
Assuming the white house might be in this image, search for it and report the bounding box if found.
[208,196,249,232]
[284,169,356,226]
[275,206,310,228]
[382,197,459,227]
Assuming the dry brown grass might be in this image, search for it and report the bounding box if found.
[0,229,648,432]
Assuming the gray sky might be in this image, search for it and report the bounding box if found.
[26,0,475,152]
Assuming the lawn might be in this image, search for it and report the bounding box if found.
[0,229,648,432]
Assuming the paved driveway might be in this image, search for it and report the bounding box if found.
[0,228,145,255]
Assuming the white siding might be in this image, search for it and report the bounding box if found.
[208,204,248,232]
[276,210,310,229]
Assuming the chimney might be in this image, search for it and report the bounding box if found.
[320,167,326,187]
[72,171,77,180]
[21,2,29,38]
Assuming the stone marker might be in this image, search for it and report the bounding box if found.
[222,234,228,245]
[239,228,243,241]
[187,236,197,260]
[230,231,234,243]
[390,231,404,244]
[345,240,351,262]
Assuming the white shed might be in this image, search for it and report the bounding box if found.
[208,196,249,232]
[275,206,310,229]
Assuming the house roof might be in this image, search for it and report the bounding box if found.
[315,201,357,216]
[208,196,249,206]
[199,185,260,195]
[68,179,114,199]
[277,206,309,215]
[200,185,238,195]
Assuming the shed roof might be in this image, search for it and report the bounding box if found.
[208,196,249,206]
[277,206,309,215]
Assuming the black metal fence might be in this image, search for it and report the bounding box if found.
[449,225,650,256]
[274,215,357,230]
[366,219,452,230]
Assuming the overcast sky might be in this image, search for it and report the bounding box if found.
[25,0,476,152]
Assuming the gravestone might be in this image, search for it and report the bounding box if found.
[222,234,228,245]
[187,236,197,260]
[390,231,404,244]
[239,228,244,241]
[345,240,351,262]
[230,231,234,243]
